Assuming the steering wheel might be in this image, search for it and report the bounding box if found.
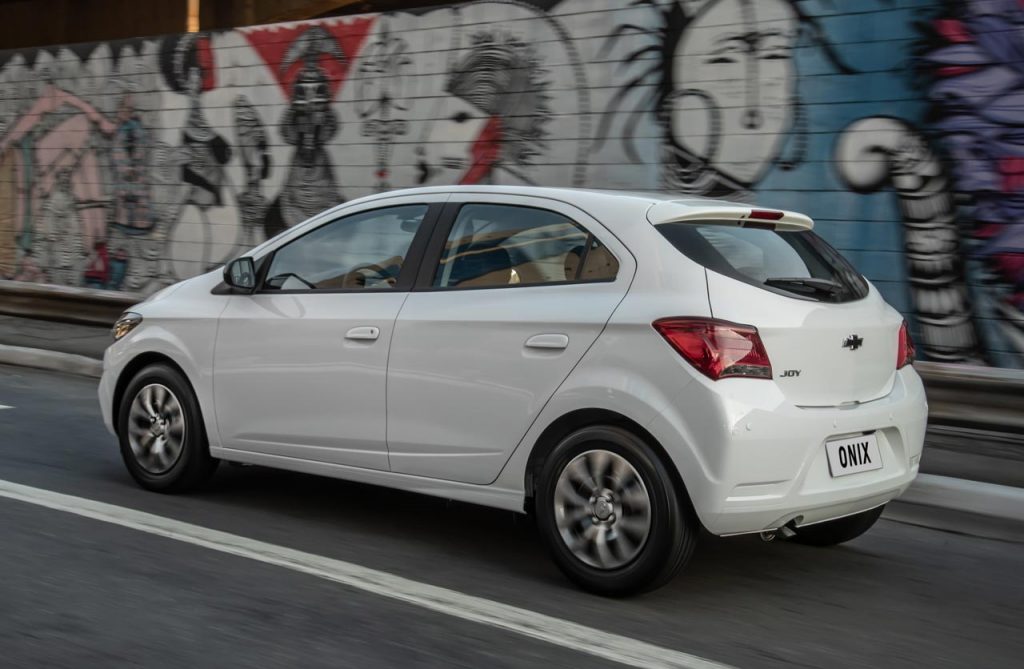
[344,262,394,288]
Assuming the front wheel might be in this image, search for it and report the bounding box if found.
[117,363,218,493]
[788,506,885,547]
[535,426,697,596]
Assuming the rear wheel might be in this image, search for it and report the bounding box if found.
[788,506,884,547]
[535,425,696,596]
[117,363,218,493]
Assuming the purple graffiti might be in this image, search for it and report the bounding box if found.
[923,0,1024,313]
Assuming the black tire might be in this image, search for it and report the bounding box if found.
[535,425,697,596]
[788,505,884,547]
[117,363,218,493]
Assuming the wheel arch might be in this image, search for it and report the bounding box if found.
[524,408,695,518]
[112,352,196,437]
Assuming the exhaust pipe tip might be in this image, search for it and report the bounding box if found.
[761,516,802,542]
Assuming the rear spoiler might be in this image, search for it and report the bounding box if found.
[646,201,814,232]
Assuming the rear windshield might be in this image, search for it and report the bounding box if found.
[657,222,869,303]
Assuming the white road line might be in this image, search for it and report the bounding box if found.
[0,405,12,410]
[0,479,732,669]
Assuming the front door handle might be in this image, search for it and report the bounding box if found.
[345,326,380,341]
[525,333,569,350]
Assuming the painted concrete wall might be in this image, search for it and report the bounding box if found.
[0,0,1020,368]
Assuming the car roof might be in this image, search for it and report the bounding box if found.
[347,185,812,230]
[351,185,763,215]
[245,186,810,260]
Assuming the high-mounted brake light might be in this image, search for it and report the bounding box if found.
[749,210,785,221]
[653,318,772,380]
[897,320,915,369]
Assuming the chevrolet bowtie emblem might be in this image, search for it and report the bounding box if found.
[843,334,864,351]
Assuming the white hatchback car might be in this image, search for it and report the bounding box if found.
[100,186,927,595]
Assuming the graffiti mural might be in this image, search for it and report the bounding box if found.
[160,32,234,279]
[835,117,982,364]
[0,0,1022,368]
[600,0,853,199]
[920,0,1024,366]
[0,41,161,290]
[232,96,271,253]
[354,17,411,192]
[244,18,373,237]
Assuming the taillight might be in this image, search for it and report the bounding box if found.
[653,318,772,380]
[897,320,915,369]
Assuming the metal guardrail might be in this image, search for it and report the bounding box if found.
[0,279,140,326]
[0,280,1021,432]
[914,361,1024,434]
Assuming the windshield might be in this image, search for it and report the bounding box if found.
[657,222,869,303]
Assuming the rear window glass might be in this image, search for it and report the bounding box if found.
[657,222,869,303]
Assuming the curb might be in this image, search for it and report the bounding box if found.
[0,343,102,378]
[886,474,1024,543]
[898,473,1024,521]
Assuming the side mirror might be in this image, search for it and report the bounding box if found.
[224,257,257,293]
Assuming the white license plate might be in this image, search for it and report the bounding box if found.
[825,433,883,478]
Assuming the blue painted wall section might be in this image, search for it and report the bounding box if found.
[0,0,1020,368]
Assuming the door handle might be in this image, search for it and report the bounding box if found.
[345,326,380,341]
[525,333,569,350]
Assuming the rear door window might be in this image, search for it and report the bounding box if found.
[657,222,868,302]
[432,204,619,289]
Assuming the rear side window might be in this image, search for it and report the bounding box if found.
[657,223,868,303]
[433,204,619,289]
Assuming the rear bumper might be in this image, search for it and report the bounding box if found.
[650,366,928,536]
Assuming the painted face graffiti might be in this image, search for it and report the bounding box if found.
[416,95,490,186]
[670,0,797,186]
[604,0,850,197]
[417,30,550,187]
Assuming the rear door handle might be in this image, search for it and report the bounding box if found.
[525,333,569,350]
[345,326,380,341]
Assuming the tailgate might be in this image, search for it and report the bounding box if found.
[706,270,902,406]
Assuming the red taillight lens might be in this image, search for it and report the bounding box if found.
[653,318,772,380]
[897,320,915,369]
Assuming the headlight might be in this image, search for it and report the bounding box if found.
[112,312,143,341]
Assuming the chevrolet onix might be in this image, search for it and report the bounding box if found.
[100,186,927,595]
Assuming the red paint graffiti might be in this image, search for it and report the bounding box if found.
[999,156,1024,192]
[243,17,376,100]
[197,36,216,91]
[936,65,981,77]
[460,116,503,185]
[933,19,973,44]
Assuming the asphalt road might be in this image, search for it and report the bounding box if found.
[1,365,1022,669]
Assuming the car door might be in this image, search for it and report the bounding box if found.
[213,195,444,470]
[386,195,636,484]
